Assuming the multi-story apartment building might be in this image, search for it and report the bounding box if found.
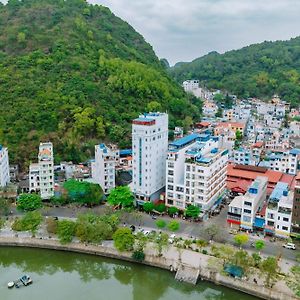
[29,163,40,193]
[264,114,283,129]
[92,143,116,194]
[239,176,268,230]
[263,149,300,175]
[265,182,293,238]
[132,112,168,202]
[182,80,199,92]
[38,142,54,199]
[232,148,255,166]
[165,133,228,217]
[0,145,10,187]
[203,101,218,117]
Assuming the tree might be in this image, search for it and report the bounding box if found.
[0,198,10,216]
[147,101,161,112]
[57,220,76,244]
[63,180,103,206]
[234,233,249,248]
[260,257,280,287]
[255,240,265,252]
[252,253,262,267]
[107,186,133,208]
[235,129,243,141]
[12,211,43,234]
[17,194,42,211]
[143,202,154,213]
[167,220,180,232]
[113,228,134,252]
[155,219,166,229]
[233,250,252,273]
[154,203,166,213]
[167,206,178,216]
[185,205,200,219]
[203,224,220,241]
[215,107,223,118]
[155,233,169,257]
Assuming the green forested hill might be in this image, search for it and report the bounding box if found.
[0,0,200,167]
[170,37,300,105]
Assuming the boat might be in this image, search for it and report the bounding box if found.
[19,275,33,286]
[8,274,33,289]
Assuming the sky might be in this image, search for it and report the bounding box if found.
[88,0,300,65]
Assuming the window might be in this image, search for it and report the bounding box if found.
[243,209,251,214]
[283,217,289,222]
[282,226,288,231]
[244,201,252,207]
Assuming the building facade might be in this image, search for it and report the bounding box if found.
[265,182,293,238]
[0,145,10,187]
[165,134,228,216]
[38,142,54,199]
[240,176,268,230]
[92,143,116,194]
[29,163,40,193]
[292,173,300,236]
[132,113,169,202]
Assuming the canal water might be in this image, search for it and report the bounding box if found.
[0,247,258,300]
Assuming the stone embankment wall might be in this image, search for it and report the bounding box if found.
[0,237,298,300]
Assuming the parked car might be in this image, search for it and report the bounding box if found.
[168,234,176,244]
[143,230,151,236]
[229,229,238,235]
[283,243,296,250]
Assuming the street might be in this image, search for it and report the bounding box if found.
[10,203,298,262]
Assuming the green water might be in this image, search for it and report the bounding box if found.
[0,247,258,300]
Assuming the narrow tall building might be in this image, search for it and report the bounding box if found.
[91,143,116,194]
[38,142,54,199]
[292,172,300,236]
[0,145,10,187]
[132,112,168,202]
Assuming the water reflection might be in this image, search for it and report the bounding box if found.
[0,247,256,300]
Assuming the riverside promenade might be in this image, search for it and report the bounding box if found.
[0,234,298,300]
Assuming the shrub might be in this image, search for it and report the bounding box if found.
[167,220,180,232]
[132,250,145,262]
[12,211,42,233]
[155,219,167,229]
[113,227,134,252]
[57,220,76,244]
[46,217,58,234]
[202,249,208,255]
[17,194,42,211]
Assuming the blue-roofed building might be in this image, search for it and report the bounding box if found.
[0,145,10,187]
[91,143,117,194]
[265,182,293,238]
[166,134,228,218]
[232,147,257,166]
[263,149,300,175]
[119,149,132,157]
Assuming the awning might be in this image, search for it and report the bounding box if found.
[240,224,252,230]
[254,217,265,228]
[264,228,275,233]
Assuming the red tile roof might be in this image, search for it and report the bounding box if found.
[252,141,264,148]
[216,122,245,129]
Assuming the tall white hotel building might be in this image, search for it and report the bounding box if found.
[132,113,168,203]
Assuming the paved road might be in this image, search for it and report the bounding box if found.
[11,204,299,262]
